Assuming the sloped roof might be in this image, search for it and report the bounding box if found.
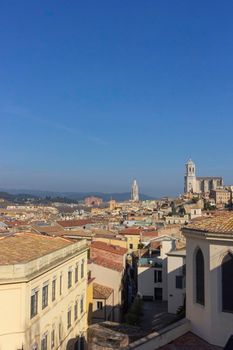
[91,241,127,255]
[184,211,233,235]
[57,219,93,227]
[0,233,73,265]
[93,282,113,299]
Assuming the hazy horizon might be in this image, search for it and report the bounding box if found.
[1,1,233,195]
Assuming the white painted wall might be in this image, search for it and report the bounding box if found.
[167,254,185,314]
[185,233,233,347]
[138,266,163,299]
[137,239,176,301]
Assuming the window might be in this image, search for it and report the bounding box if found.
[81,260,84,279]
[129,243,133,249]
[41,333,48,350]
[59,323,62,341]
[222,252,233,312]
[154,270,162,283]
[52,278,56,301]
[80,296,84,314]
[74,300,78,320]
[30,289,38,318]
[97,301,103,310]
[67,308,72,329]
[195,248,205,305]
[75,264,79,283]
[42,284,49,309]
[51,329,55,348]
[176,276,184,289]
[60,273,62,295]
[68,269,72,289]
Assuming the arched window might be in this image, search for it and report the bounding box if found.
[195,248,205,305]
[222,252,233,312]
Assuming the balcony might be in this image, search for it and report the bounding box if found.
[138,257,162,268]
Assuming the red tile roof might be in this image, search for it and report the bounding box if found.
[91,257,123,272]
[119,228,141,235]
[142,230,158,238]
[91,241,127,255]
[0,233,73,265]
[32,224,65,236]
[158,331,222,349]
[184,211,233,235]
[93,283,113,299]
[57,219,93,227]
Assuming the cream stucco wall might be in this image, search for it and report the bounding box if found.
[0,240,88,350]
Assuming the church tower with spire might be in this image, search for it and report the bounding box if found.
[131,180,139,202]
[184,159,197,193]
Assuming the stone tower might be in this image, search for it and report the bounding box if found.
[131,180,139,202]
[184,159,197,193]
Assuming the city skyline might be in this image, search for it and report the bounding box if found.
[0,157,228,198]
[1,1,233,195]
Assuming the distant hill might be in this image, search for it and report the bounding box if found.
[0,189,155,202]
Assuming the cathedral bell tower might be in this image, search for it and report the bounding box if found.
[184,159,197,193]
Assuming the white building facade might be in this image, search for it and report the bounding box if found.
[183,213,233,347]
[167,249,186,314]
[137,236,176,301]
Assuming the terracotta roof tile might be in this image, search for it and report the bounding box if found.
[142,230,158,238]
[184,211,233,234]
[32,224,65,236]
[0,233,73,265]
[91,257,123,272]
[158,331,222,349]
[119,228,141,235]
[93,283,113,299]
[57,219,93,227]
[91,241,127,255]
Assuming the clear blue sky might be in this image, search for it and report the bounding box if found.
[1,1,233,196]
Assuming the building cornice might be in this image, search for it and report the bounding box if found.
[182,227,233,242]
[0,240,88,284]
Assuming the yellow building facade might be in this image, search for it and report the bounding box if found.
[0,233,88,350]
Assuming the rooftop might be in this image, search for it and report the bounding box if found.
[119,227,141,235]
[0,232,73,265]
[183,211,233,236]
[158,331,222,349]
[93,282,113,299]
[57,219,93,227]
[91,241,127,255]
[166,248,186,257]
[90,257,123,272]
[32,224,65,236]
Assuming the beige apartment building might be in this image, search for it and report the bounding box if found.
[209,188,231,206]
[0,233,88,350]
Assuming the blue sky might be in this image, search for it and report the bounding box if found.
[1,1,233,196]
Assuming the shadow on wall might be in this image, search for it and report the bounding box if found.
[92,304,120,324]
[66,334,86,350]
[87,302,93,325]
